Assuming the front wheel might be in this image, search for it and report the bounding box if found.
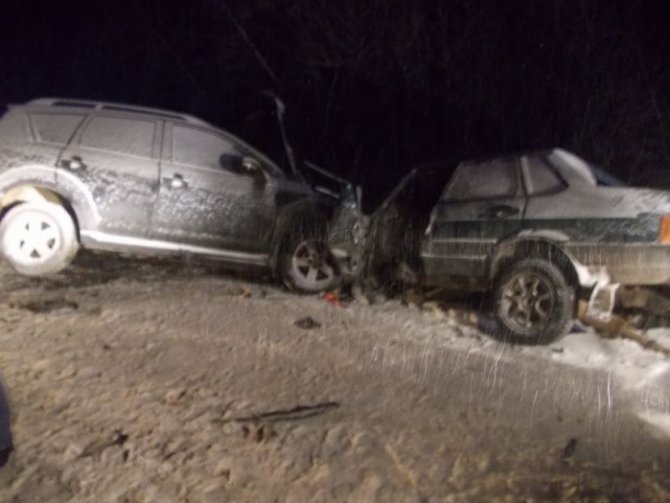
[0,201,79,276]
[491,258,575,344]
[278,221,340,293]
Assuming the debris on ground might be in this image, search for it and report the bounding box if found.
[561,437,578,465]
[578,301,670,357]
[618,286,670,329]
[226,285,253,298]
[618,286,670,319]
[10,298,79,313]
[219,402,340,424]
[294,316,322,329]
[322,291,342,307]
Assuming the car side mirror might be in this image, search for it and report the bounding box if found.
[241,156,266,185]
[219,154,265,182]
[241,156,261,173]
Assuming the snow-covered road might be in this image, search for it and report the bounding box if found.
[1,252,669,501]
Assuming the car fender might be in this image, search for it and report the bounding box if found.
[488,233,599,289]
[0,165,100,229]
[269,196,332,271]
[515,228,571,243]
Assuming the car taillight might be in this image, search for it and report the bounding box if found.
[661,215,670,244]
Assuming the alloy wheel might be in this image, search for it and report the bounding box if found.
[499,271,556,335]
[291,240,337,290]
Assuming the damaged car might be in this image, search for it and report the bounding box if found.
[0,97,343,292]
[331,149,670,343]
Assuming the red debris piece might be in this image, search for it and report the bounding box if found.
[323,291,341,307]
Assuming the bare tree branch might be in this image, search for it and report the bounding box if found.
[219,2,282,86]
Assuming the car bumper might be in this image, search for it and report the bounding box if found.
[566,243,670,286]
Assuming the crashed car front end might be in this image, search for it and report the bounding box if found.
[326,184,369,281]
[326,165,455,291]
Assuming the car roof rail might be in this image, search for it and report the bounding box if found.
[25,98,210,126]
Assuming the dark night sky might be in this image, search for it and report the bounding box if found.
[2,0,670,195]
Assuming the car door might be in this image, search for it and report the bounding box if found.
[422,157,526,276]
[152,123,278,254]
[57,114,161,237]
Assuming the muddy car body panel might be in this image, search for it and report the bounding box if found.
[0,98,340,289]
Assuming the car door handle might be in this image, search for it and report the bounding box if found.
[61,156,86,171]
[479,205,519,219]
[165,173,187,189]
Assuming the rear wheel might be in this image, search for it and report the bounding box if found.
[492,258,575,344]
[0,201,79,276]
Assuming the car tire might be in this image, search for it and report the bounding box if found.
[491,258,575,344]
[278,218,341,293]
[0,201,79,276]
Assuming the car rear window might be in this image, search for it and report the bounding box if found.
[546,150,597,185]
[526,156,565,195]
[30,113,85,145]
[80,116,155,158]
[445,159,518,201]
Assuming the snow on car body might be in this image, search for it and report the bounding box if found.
[0,98,341,292]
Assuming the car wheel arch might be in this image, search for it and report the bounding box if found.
[488,237,582,291]
[0,184,81,238]
[0,165,100,231]
[269,199,333,273]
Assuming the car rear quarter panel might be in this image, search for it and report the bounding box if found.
[0,165,100,230]
[0,117,99,230]
[524,185,670,285]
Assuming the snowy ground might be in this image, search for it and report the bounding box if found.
[351,292,670,444]
[545,327,670,439]
[1,252,669,502]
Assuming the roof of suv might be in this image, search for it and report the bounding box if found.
[19,98,210,127]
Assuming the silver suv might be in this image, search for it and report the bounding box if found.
[0,98,341,292]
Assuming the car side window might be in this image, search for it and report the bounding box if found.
[31,113,85,145]
[445,159,518,201]
[0,111,30,142]
[526,156,565,195]
[172,125,244,171]
[80,116,155,158]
